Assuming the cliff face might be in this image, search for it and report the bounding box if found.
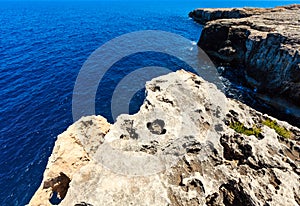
[189,5,300,107]
[29,116,110,205]
[30,71,300,206]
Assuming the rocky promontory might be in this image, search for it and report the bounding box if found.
[30,70,299,206]
[189,5,300,107]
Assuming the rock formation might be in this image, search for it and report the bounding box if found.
[189,5,300,107]
[29,116,110,205]
[29,70,299,206]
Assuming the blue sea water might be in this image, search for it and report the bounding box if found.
[0,0,299,205]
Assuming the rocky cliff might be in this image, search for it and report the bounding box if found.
[189,5,300,107]
[30,70,300,206]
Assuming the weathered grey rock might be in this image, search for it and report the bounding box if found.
[188,6,291,24]
[190,5,300,106]
[29,116,110,206]
[189,8,261,24]
[30,70,299,206]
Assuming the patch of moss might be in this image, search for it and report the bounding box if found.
[262,118,292,139]
[230,121,262,138]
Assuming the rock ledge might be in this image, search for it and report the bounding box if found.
[30,71,299,206]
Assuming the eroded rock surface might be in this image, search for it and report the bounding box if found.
[29,116,110,206]
[30,71,299,206]
[190,5,300,107]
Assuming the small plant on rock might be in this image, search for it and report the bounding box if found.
[229,121,262,138]
[262,118,292,139]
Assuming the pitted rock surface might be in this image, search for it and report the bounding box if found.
[29,71,299,206]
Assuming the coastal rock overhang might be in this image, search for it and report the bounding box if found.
[29,70,300,206]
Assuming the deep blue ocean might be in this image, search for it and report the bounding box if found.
[1,0,299,205]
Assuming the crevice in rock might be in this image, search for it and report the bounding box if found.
[74,202,94,206]
[220,180,255,206]
[161,97,174,106]
[294,188,300,205]
[269,170,281,190]
[206,193,221,206]
[220,134,253,163]
[182,136,203,154]
[43,172,71,203]
[140,141,159,155]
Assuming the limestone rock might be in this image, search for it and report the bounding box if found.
[29,116,110,206]
[29,71,300,206]
[190,5,300,106]
[188,6,292,24]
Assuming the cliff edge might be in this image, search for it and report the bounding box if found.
[30,70,299,206]
[189,5,300,107]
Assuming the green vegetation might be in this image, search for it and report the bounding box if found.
[262,118,292,139]
[230,121,262,138]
